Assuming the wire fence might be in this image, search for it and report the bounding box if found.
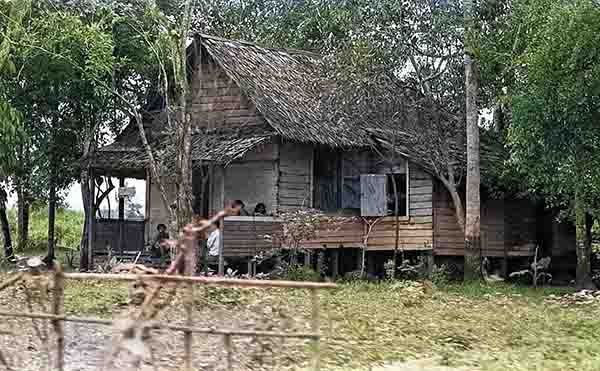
[0,209,336,371]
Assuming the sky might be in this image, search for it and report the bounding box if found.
[7,178,146,212]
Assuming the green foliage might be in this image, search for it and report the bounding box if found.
[2,275,599,370]
[63,280,128,315]
[430,264,452,286]
[282,264,322,282]
[197,0,463,113]
[6,208,84,250]
[477,0,600,216]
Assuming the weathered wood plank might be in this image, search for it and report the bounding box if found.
[410,201,433,210]
[410,208,433,217]
[410,186,434,196]
[410,179,433,188]
[361,174,387,216]
[409,194,433,203]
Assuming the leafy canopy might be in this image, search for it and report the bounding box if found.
[507,0,600,211]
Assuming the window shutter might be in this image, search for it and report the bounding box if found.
[360,174,387,216]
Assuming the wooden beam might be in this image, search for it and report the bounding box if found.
[118,178,125,255]
[145,171,151,243]
[304,250,312,268]
[331,248,339,280]
[87,170,95,270]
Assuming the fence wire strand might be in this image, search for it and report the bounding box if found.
[0,211,334,370]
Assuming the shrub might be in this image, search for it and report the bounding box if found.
[431,264,451,286]
[6,207,84,251]
[273,262,321,282]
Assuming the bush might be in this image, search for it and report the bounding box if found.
[272,262,321,282]
[431,264,452,286]
[6,207,83,251]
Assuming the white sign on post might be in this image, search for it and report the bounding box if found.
[118,187,136,199]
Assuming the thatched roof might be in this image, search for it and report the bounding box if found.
[200,35,364,147]
[91,34,495,181]
[88,108,276,177]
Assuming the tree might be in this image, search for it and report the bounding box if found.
[464,0,481,280]
[0,0,31,261]
[507,0,600,288]
[1,4,115,265]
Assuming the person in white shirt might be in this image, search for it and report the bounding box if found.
[206,221,221,258]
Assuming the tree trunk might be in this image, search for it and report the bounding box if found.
[438,166,465,233]
[390,173,401,277]
[176,108,193,232]
[45,176,57,266]
[0,186,14,260]
[574,188,593,289]
[175,2,194,233]
[449,185,466,232]
[464,45,481,280]
[17,185,30,249]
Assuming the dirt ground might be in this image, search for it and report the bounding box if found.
[0,282,313,371]
[0,275,598,371]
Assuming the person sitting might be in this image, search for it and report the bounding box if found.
[151,224,169,258]
[206,221,221,259]
[254,203,267,216]
[232,200,251,216]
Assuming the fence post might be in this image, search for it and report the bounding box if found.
[224,334,233,371]
[183,225,196,371]
[310,288,320,371]
[52,263,65,371]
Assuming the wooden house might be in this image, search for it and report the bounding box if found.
[87,34,575,276]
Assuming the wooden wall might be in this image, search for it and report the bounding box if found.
[93,219,145,254]
[209,142,279,215]
[550,219,576,257]
[302,219,365,249]
[278,141,313,211]
[147,178,176,241]
[367,216,433,251]
[190,54,266,130]
[222,217,282,257]
[433,180,537,257]
[432,180,463,255]
[409,164,433,217]
[301,160,435,251]
[363,164,434,251]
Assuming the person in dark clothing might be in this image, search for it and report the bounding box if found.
[151,224,169,258]
[254,203,267,216]
[232,200,250,216]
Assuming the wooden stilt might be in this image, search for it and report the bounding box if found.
[87,171,95,270]
[118,177,125,255]
[331,249,339,280]
[304,251,312,268]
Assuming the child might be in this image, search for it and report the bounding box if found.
[151,224,169,258]
[206,221,221,258]
[254,203,267,216]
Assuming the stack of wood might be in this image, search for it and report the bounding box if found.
[545,290,600,307]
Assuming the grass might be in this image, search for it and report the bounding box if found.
[0,207,84,270]
[5,207,84,251]
[38,278,600,371]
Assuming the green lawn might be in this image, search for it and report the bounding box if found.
[51,279,600,370]
[1,208,599,370]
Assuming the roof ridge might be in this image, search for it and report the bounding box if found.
[196,33,322,59]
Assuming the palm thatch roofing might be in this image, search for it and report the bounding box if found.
[90,34,502,182]
[200,35,364,147]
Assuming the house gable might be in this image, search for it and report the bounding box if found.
[190,46,269,132]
